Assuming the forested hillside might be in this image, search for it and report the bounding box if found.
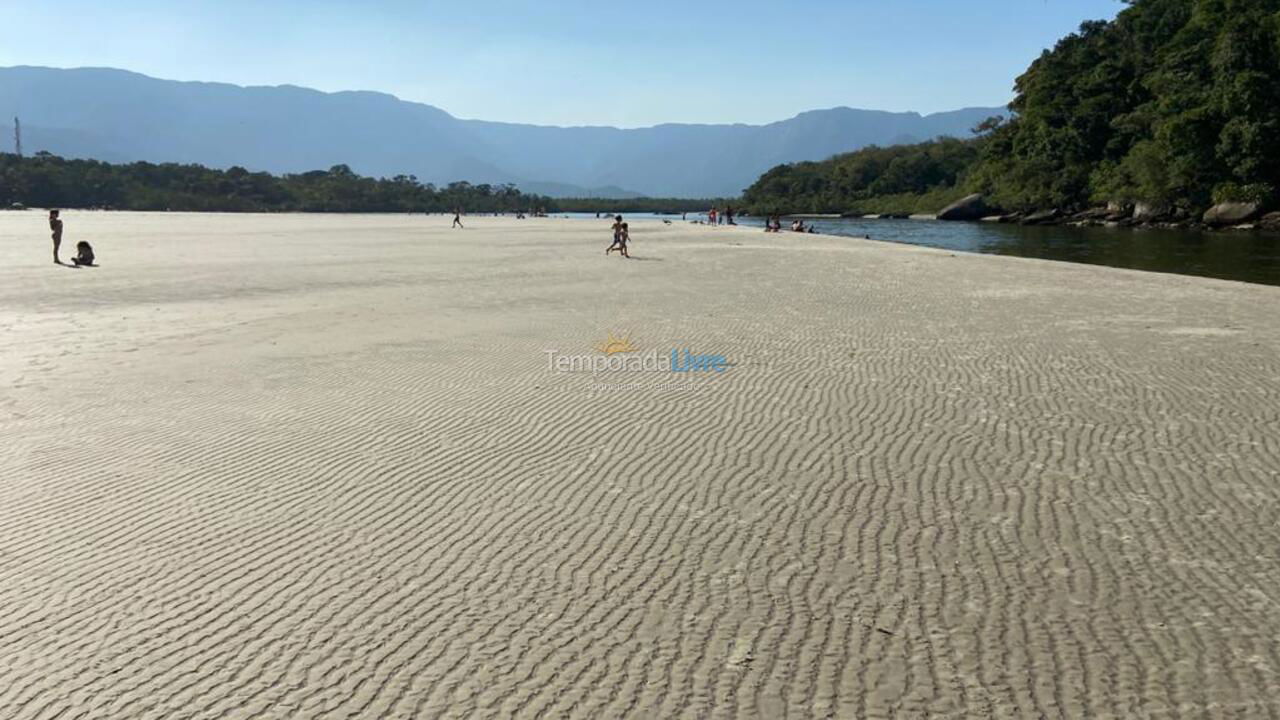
[745,0,1280,219]
[741,137,985,215]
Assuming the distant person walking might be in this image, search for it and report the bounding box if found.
[452,208,464,228]
[708,207,718,226]
[726,206,736,225]
[49,210,63,264]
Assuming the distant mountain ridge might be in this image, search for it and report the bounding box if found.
[0,66,1005,197]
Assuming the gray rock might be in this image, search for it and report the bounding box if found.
[1023,209,1063,225]
[1106,201,1132,216]
[1074,207,1111,221]
[1132,202,1169,222]
[1203,202,1264,226]
[937,194,991,221]
[1258,212,1280,230]
[908,214,936,221]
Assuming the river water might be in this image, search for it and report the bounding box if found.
[563,213,1280,287]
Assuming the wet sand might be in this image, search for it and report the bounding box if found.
[2,212,1280,718]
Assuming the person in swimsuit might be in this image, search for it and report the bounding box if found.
[49,210,63,264]
[607,215,626,256]
[618,222,631,258]
[452,208,464,228]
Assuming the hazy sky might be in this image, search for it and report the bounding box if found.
[1,0,1122,128]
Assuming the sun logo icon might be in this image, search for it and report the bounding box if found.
[594,332,639,355]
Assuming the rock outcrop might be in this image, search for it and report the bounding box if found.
[1203,202,1263,226]
[1132,202,1169,222]
[1022,209,1062,225]
[937,194,992,221]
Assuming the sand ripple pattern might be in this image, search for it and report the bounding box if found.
[3,213,1280,718]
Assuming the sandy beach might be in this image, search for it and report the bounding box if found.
[3,211,1280,718]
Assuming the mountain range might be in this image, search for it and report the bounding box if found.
[1,66,1005,198]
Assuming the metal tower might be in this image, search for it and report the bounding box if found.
[13,117,21,157]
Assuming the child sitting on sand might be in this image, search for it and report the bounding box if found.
[71,241,95,266]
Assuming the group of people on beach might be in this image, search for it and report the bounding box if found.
[47,210,95,266]
[40,208,829,269]
[707,206,736,225]
[760,214,817,233]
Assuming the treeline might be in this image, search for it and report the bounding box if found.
[745,0,1280,217]
[741,138,983,215]
[0,153,555,213]
[554,197,730,214]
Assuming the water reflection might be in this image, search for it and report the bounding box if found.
[740,217,1280,287]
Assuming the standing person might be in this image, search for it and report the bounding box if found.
[708,207,717,226]
[726,206,736,225]
[452,208,464,228]
[49,210,63,264]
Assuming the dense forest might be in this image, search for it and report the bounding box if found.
[0,153,555,213]
[741,137,986,215]
[745,0,1280,219]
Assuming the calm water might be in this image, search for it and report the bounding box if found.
[565,213,1280,287]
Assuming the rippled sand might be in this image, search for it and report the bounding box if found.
[3,212,1280,718]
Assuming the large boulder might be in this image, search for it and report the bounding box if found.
[937,194,992,221]
[1203,202,1264,226]
[1132,202,1169,222]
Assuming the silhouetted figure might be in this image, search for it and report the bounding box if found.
[49,210,63,264]
[452,209,464,228]
[71,241,95,266]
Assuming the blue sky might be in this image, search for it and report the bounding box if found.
[1,0,1122,128]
